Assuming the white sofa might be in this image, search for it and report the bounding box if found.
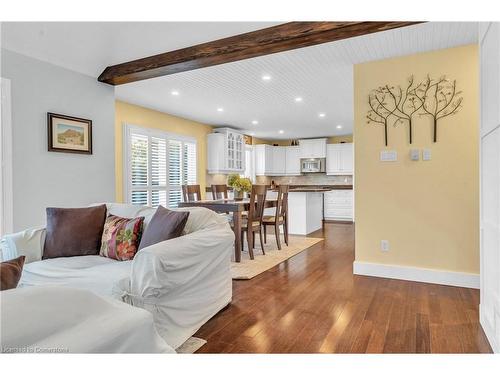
[0,203,235,349]
[2,286,175,353]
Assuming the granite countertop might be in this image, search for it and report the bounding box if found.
[206,184,353,192]
[275,184,353,192]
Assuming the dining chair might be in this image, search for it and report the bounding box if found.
[211,184,229,200]
[233,184,267,260]
[182,184,202,202]
[263,184,289,250]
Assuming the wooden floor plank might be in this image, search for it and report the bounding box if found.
[195,223,492,353]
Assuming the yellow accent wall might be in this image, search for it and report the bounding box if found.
[354,44,479,274]
[115,101,213,202]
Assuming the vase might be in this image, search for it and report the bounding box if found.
[233,190,243,200]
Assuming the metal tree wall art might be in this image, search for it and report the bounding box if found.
[367,87,399,146]
[387,76,426,144]
[366,75,463,145]
[417,75,463,142]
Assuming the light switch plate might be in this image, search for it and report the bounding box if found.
[380,150,397,162]
[423,149,432,161]
[410,149,420,161]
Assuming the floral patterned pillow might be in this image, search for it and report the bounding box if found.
[100,215,145,261]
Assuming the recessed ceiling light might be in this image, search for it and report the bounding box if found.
[295,97,303,102]
[251,120,259,125]
[262,74,271,81]
[171,90,179,96]
[279,130,284,134]
[319,113,326,118]
[217,107,224,112]
[336,125,343,129]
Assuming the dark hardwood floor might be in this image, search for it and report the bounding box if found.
[195,223,492,353]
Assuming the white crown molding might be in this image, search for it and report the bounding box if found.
[353,261,479,289]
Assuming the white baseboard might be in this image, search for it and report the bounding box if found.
[353,261,479,289]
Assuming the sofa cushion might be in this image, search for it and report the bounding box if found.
[19,255,132,297]
[138,206,189,251]
[100,215,144,261]
[0,256,25,290]
[43,205,107,259]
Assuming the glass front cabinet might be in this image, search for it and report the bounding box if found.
[207,128,245,174]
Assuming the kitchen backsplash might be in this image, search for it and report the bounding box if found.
[256,174,353,186]
[206,173,353,186]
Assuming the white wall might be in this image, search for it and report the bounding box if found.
[479,22,500,353]
[1,49,115,231]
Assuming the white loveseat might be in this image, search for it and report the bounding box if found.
[0,203,235,349]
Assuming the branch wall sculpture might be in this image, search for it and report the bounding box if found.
[366,75,463,145]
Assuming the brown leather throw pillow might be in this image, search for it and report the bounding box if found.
[138,206,190,251]
[43,205,107,259]
[0,256,26,291]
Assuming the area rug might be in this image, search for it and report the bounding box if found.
[176,337,207,353]
[231,235,323,279]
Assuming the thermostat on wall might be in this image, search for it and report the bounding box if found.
[380,150,397,162]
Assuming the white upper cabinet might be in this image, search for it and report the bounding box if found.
[255,144,273,176]
[326,143,354,175]
[255,144,301,176]
[285,146,301,175]
[299,138,327,158]
[271,147,287,176]
[207,128,245,174]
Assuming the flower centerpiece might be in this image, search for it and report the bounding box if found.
[227,174,252,200]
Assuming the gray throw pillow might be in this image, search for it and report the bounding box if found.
[138,206,190,250]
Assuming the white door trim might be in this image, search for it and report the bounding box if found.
[0,77,14,235]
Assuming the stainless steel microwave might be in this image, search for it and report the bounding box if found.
[300,158,326,173]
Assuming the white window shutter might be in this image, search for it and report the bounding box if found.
[126,126,197,208]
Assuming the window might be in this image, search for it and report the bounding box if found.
[125,125,197,208]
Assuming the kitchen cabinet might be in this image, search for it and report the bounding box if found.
[255,144,273,176]
[255,145,300,176]
[324,189,353,221]
[326,143,353,175]
[285,146,301,175]
[299,138,327,158]
[271,147,286,175]
[207,128,245,174]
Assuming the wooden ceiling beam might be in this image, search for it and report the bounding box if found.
[98,21,423,85]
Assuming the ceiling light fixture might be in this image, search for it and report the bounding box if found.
[295,97,303,102]
[217,107,224,112]
[262,74,271,81]
[319,113,326,118]
[279,130,284,134]
[336,125,342,129]
[251,120,259,125]
[171,90,179,96]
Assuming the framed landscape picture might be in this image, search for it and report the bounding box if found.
[47,112,92,154]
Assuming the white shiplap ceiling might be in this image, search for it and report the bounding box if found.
[116,22,479,139]
[2,22,479,139]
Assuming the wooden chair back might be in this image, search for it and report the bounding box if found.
[276,185,289,220]
[248,185,268,223]
[211,184,229,200]
[182,184,201,202]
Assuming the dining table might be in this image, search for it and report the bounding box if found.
[178,198,277,262]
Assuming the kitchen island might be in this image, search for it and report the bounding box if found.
[268,185,353,235]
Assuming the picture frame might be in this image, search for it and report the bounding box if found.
[47,112,92,154]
